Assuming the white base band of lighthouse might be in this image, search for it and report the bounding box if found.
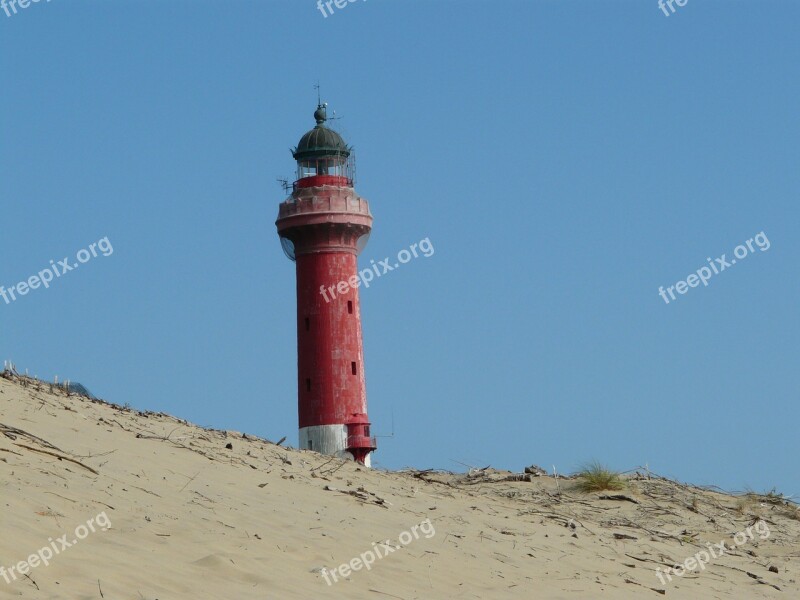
[299,425,371,467]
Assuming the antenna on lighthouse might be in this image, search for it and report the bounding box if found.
[376,408,395,439]
[313,83,342,123]
[327,108,343,123]
[276,177,292,193]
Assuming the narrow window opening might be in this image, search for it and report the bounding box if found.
[308,440,313,450]
[305,378,311,392]
[305,317,310,331]
[347,301,353,314]
[351,362,357,376]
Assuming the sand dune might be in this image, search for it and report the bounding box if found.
[1,372,797,599]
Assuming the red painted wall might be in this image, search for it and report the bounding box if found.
[296,251,367,428]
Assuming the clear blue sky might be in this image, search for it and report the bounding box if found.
[1,1,798,496]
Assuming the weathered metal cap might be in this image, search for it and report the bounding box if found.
[293,104,351,160]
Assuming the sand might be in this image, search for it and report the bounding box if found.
[1,372,797,599]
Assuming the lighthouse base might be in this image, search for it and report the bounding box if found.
[299,425,372,467]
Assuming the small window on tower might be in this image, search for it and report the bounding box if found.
[347,301,353,314]
[308,440,313,450]
[306,378,311,392]
[351,362,357,376]
[305,317,310,331]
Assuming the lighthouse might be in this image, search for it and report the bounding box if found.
[276,102,377,467]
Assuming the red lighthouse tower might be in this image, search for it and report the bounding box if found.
[276,102,377,466]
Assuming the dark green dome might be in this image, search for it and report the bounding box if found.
[292,104,351,160]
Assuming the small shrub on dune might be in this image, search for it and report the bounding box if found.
[574,462,626,493]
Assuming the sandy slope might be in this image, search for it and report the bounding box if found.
[0,373,797,599]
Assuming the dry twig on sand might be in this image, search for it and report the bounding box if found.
[14,443,100,475]
[1,423,65,452]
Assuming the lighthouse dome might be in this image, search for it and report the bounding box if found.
[292,104,351,160]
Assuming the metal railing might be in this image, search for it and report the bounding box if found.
[346,435,377,449]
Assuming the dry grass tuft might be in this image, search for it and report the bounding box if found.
[573,462,626,493]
